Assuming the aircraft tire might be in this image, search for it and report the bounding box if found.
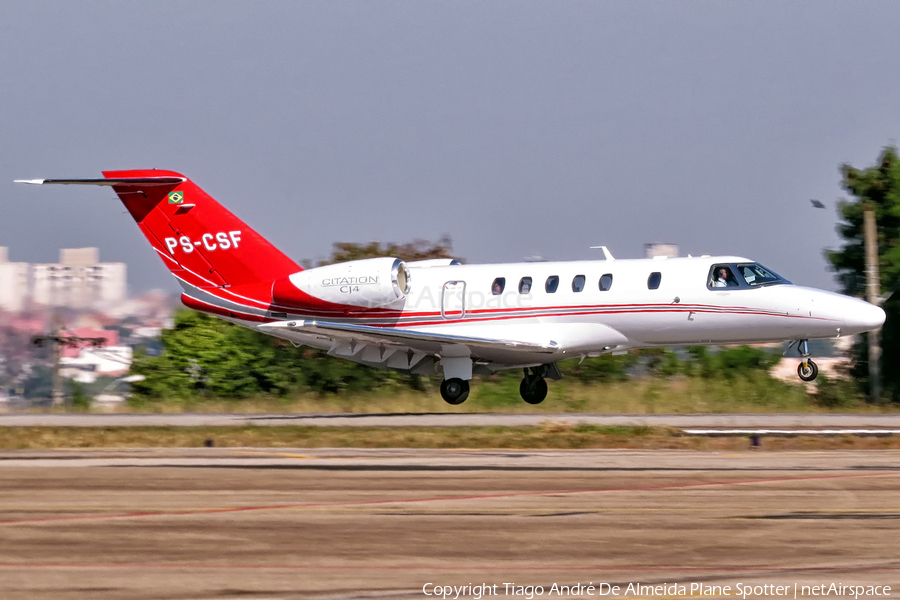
[440,378,470,405]
[520,377,548,404]
[797,359,818,382]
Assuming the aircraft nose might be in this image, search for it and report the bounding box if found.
[843,298,886,334]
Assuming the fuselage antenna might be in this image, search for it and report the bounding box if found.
[589,245,615,261]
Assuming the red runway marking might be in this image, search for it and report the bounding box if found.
[0,470,897,527]
[0,563,897,572]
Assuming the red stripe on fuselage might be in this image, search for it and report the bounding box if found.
[181,294,267,323]
[184,285,837,334]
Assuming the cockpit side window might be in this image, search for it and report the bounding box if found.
[737,263,790,287]
[708,265,740,289]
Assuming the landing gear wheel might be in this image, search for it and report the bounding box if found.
[520,377,549,404]
[440,378,470,405]
[797,359,818,382]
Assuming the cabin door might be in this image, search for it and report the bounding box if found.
[441,281,466,320]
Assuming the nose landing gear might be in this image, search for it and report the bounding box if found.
[796,339,818,382]
[520,367,549,404]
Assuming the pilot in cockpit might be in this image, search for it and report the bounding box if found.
[712,267,738,288]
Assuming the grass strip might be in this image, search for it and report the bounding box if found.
[3,425,900,450]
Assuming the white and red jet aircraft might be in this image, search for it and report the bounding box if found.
[17,170,886,405]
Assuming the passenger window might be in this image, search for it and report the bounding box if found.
[491,277,505,295]
[545,275,559,293]
[572,275,586,292]
[709,265,739,289]
[518,277,533,294]
[599,273,613,291]
[648,272,661,290]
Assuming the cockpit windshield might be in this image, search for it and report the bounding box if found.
[736,263,790,287]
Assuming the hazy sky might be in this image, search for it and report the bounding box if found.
[2,1,900,294]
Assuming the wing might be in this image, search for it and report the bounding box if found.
[259,319,558,351]
[257,319,561,375]
[257,319,631,374]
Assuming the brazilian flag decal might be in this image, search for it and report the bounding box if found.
[168,191,184,204]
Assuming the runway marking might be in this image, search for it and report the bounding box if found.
[228,450,398,460]
[229,450,318,459]
[0,506,562,512]
[0,563,897,572]
[9,506,900,515]
[0,470,897,527]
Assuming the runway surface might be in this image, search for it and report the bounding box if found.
[3,412,900,428]
[0,449,898,599]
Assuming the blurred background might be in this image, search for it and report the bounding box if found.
[1,1,899,410]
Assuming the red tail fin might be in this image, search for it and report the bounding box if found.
[102,169,300,290]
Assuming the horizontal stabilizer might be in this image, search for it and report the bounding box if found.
[14,177,185,186]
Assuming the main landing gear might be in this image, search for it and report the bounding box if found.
[438,364,558,405]
[440,378,470,405]
[520,367,549,404]
[796,339,818,382]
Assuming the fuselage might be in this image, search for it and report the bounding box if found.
[237,254,886,367]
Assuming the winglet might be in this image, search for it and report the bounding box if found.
[13,179,46,185]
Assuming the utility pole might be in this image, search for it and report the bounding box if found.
[33,315,106,406]
[863,203,882,403]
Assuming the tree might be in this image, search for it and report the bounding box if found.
[826,146,900,401]
[130,310,277,399]
[130,309,402,400]
[322,235,457,265]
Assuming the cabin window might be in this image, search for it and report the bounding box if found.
[518,277,533,294]
[491,277,505,295]
[708,265,740,289]
[572,275,586,292]
[648,272,662,290]
[599,273,613,291]
[545,275,559,293]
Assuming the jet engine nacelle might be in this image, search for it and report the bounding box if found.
[275,257,411,308]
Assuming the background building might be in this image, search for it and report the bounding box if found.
[32,248,126,310]
[645,243,679,259]
[0,247,30,313]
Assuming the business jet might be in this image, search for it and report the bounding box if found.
[16,170,886,405]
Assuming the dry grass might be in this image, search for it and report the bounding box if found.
[94,376,895,415]
[2,424,900,450]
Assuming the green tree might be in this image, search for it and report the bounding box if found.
[70,381,91,410]
[826,146,900,401]
[682,345,778,379]
[323,235,457,265]
[561,353,637,383]
[129,310,404,401]
[131,310,270,399]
